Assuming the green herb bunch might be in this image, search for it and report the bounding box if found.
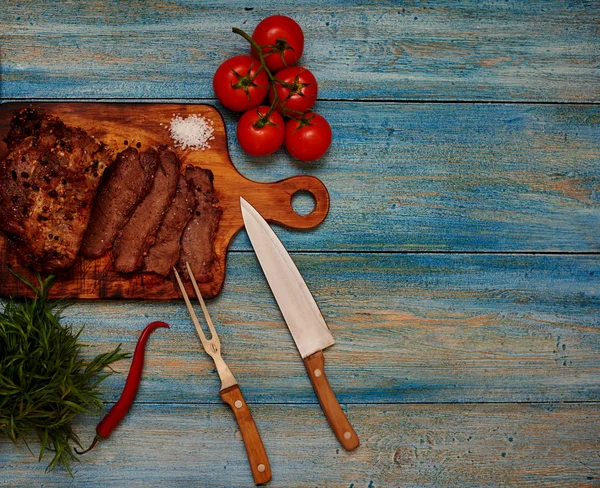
[0,273,128,475]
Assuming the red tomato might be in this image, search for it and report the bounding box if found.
[237,106,285,156]
[213,55,269,112]
[269,67,318,117]
[284,112,332,161]
[251,15,304,73]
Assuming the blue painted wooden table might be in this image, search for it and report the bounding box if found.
[1,1,599,486]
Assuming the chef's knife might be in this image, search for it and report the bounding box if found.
[240,197,359,451]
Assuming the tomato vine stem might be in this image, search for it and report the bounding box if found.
[232,27,288,123]
[232,28,275,82]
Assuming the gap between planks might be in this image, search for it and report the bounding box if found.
[2,98,600,106]
[101,401,600,406]
[228,250,600,255]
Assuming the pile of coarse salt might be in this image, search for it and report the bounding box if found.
[164,113,215,151]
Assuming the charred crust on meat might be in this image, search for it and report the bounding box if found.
[0,108,114,272]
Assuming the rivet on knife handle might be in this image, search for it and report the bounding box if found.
[220,384,272,485]
[303,351,360,451]
[241,197,360,451]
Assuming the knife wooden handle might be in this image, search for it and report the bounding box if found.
[303,350,360,450]
[220,384,272,485]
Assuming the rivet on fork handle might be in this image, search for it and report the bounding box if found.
[173,264,272,484]
[220,384,272,484]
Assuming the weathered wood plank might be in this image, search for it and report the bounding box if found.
[1,1,598,102]
[2,101,596,252]
[2,403,598,487]
[2,1,598,486]
[57,252,600,404]
[227,102,600,253]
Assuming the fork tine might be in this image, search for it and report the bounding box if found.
[173,267,208,345]
[185,262,219,342]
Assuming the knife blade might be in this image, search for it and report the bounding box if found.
[240,197,359,451]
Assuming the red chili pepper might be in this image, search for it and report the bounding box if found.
[75,321,169,454]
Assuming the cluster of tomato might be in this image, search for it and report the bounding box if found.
[212,15,332,162]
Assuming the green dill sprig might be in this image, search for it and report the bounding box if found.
[0,272,129,475]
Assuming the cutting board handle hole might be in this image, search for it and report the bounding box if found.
[291,190,316,216]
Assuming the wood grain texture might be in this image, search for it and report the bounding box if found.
[1,0,599,486]
[0,102,329,299]
[44,252,599,405]
[1,1,599,102]
[304,350,360,450]
[1,102,598,253]
[225,101,600,253]
[220,384,272,485]
[1,403,598,487]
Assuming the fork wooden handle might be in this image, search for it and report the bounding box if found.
[220,384,272,485]
[304,350,360,451]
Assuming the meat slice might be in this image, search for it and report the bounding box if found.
[179,165,221,283]
[112,147,179,273]
[80,147,158,258]
[143,174,196,276]
[0,108,113,272]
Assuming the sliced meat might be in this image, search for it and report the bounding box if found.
[179,165,221,283]
[80,147,158,258]
[0,108,113,272]
[112,147,179,273]
[143,174,196,276]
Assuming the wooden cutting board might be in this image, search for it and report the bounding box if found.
[0,102,329,299]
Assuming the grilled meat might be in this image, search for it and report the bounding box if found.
[112,147,179,273]
[178,165,221,283]
[143,173,196,276]
[0,108,113,271]
[80,147,158,258]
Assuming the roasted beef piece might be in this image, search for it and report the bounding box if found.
[80,147,158,258]
[179,165,221,283]
[112,147,179,273]
[143,173,196,276]
[0,108,113,271]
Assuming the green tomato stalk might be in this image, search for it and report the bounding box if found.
[232,27,297,125]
